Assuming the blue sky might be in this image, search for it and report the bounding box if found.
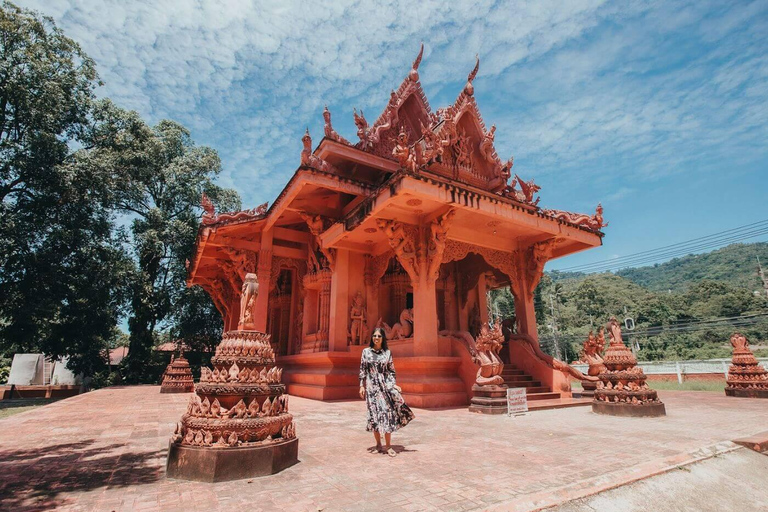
[21,0,768,270]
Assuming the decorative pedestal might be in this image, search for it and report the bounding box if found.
[167,437,298,482]
[166,328,298,482]
[468,384,508,414]
[725,333,768,399]
[160,355,194,393]
[592,318,665,417]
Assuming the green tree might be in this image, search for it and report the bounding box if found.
[81,102,240,382]
[0,2,131,377]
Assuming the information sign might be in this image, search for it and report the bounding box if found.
[506,387,528,416]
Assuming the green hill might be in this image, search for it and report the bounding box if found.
[491,242,768,362]
[615,242,768,292]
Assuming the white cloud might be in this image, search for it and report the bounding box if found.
[16,0,768,214]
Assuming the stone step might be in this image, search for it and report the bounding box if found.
[503,379,539,387]
[500,369,525,375]
[403,391,468,408]
[504,375,541,388]
[525,391,562,401]
[526,397,592,411]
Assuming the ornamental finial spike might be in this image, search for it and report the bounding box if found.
[409,42,424,82]
[464,54,480,95]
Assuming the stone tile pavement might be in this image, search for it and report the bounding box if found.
[1,386,767,511]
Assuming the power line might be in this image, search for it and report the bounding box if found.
[556,219,768,274]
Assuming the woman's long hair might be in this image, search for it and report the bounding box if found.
[369,327,388,351]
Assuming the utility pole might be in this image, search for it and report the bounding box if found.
[758,256,768,299]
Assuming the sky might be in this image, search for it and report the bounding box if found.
[20,0,768,271]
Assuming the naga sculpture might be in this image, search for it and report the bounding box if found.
[300,129,338,173]
[323,105,350,145]
[580,328,607,396]
[377,308,413,340]
[353,108,370,149]
[503,174,541,205]
[543,203,609,231]
[473,321,505,386]
[479,125,496,163]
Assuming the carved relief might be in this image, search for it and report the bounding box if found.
[349,291,368,345]
[239,273,259,330]
[375,219,419,282]
[299,212,336,272]
[502,174,541,206]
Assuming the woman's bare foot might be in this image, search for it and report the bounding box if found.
[367,445,381,454]
[385,446,396,457]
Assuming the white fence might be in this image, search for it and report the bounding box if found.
[571,358,768,384]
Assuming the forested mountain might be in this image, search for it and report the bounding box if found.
[615,243,768,292]
[490,242,768,362]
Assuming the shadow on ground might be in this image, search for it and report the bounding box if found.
[0,438,165,511]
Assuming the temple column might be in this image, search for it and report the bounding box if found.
[477,274,489,327]
[254,229,273,332]
[412,274,439,356]
[319,272,331,350]
[514,288,538,341]
[444,275,457,331]
[328,249,350,352]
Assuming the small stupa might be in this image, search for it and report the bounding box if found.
[725,332,768,398]
[166,273,298,482]
[592,317,666,417]
[160,345,194,394]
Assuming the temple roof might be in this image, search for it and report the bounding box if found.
[187,45,607,290]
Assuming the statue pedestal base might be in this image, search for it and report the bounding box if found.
[725,388,768,399]
[592,400,666,417]
[469,384,508,415]
[166,437,299,482]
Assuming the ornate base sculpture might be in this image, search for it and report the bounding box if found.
[468,321,508,414]
[160,353,195,393]
[592,318,665,417]
[725,333,768,399]
[166,273,298,482]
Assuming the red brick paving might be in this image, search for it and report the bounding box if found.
[1,386,767,511]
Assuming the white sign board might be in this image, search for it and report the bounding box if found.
[507,387,528,416]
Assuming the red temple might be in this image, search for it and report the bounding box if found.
[186,45,606,408]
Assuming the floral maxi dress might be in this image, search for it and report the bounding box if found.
[359,347,414,433]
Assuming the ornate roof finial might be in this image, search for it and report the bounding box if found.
[201,192,215,216]
[464,54,480,96]
[409,42,424,82]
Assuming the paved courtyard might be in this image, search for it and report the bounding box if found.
[1,386,767,512]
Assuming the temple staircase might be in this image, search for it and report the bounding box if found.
[500,364,591,411]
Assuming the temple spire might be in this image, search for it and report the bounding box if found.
[464,54,480,96]
[409,42,424,82]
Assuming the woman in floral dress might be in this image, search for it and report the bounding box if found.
[359,327,414,456]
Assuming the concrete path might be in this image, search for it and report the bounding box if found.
[549,448,768,512]
[1,386,767,511]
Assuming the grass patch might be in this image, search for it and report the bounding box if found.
[648,380,724,392]
[0,398,61,419]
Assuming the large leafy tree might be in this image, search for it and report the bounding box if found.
[82,101,239,382]
[0,2,131,376]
